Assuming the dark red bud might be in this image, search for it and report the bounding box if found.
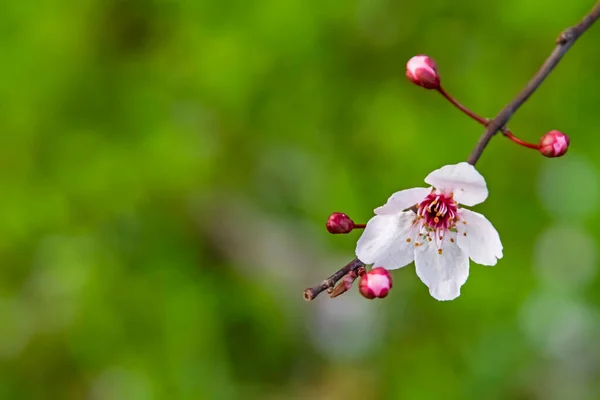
[326,212,355,234]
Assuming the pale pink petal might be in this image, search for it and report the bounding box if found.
[456,209,503,266]
[366,274,391,297]
[406,55,436,77]
[375,187,431,215]
[355,212,416,270]
[414,232,469,301]
[424,162,488,206]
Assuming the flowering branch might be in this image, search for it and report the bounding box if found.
[303,2,600,301]
[468,1,600,165]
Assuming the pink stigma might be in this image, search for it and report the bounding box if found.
[417,191,458,231]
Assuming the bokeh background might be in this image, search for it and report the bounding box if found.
[1,0,600,398]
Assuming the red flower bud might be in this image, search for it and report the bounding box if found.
[359,267,392,299]
[539,130,570,158]
[326,212,355,234]
[406,55,440,90]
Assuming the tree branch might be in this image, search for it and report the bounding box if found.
[303,258,365,301]
[304,1,600,301]
[467,1,600,165]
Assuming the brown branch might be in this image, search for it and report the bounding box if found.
[304,1,600,301]
[303,258,365,301]
[468,1,600,165]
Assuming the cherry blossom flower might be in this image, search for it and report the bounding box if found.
[355,162,503,301]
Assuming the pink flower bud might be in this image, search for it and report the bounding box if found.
[538,130,570,158]
[359,267,392,299]
[406,55,440,90]
[326,212,355,234]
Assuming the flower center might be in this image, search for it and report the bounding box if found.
[417,191,458,231]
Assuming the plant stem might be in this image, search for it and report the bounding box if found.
[468,1,600,165]
[437,86,489,125]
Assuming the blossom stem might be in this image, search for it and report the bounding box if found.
[353,224,366,229]
[501,128,539,149]
[437,86,489,125]
[437,86,540,150]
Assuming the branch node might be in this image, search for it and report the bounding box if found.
[303,258,366,301]
[557,28,575,44]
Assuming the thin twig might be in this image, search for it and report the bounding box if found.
[468,1,600,165]
[438,86,489,125]
[304,2,600,301]
[303,258,365,301]
[437,87,538,148]
[502,130,539,149]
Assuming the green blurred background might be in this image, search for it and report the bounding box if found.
[1,0,600,398]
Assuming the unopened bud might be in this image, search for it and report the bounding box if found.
[539,130,570,158]
[359,267,392,299]
[326,212,355,234]
[330,266,366,298]
[406,55,440,90]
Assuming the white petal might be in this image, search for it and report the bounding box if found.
[374,187,431,215]
[424,162,488,206]
[414,232,469,301]
[355,212,416,270]
[456,209,503,266]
